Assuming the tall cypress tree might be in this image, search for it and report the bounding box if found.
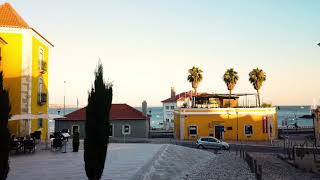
[84,63,112,180]
[0,71,11,180]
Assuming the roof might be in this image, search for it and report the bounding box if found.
[0,3,54,47]
[55,104,148,121]
[161,91,195,103]
[0,37,7,44]
[0,3,29,28]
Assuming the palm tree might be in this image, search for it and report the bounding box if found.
[223,68,239,107]
[187,66,203,94]
[249,68,266,107]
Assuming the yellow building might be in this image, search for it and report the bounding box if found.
[0,3,53,140]
[174,95,278,141]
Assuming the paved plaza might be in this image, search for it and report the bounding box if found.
[7,143,215,180]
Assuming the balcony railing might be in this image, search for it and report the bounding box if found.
[37,93,47,105]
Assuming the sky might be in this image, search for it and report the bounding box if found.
[2,0,320,107]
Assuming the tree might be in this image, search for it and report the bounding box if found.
[84,62,113,180]
[223,68,239,107]
[0,71,11,180]
[249,68,266,107]
[187,66,203,94]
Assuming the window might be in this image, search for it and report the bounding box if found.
[208,138,218,142]
[245,125,253,135]
[122,124,131,135]
[171,106,175,110]
[227,127,232,130]
[38,77,43,95]
[109,124,113,137]
[165,106,169,110]
[38,113,43,128]
[189,126,197,136]
[166,119,169,122]
[171,119,174,123]
[39,48,44,71]
[72,125,79,134]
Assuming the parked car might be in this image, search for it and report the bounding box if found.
[196,136,230,150]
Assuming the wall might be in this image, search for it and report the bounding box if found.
[0,32,23,135]
[163,102,176,130]
[175,108,277,141]
[111,119,148,138]
[55,120,86,139]
[55,119,149,139]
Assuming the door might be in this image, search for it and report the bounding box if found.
[72,125,79,134]
[214,126,224,140]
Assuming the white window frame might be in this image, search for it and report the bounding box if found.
[122,124,131,135]
[38,77,44,102]
[72,124,80,135]
[39,47,44,71]
[244,125,253,136]
[188,125,197,136]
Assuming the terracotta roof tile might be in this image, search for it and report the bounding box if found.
[55,104,148,121]
[161,91,195,103]
[0,3,29,28]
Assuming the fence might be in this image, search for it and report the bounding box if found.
[238,149,262,180]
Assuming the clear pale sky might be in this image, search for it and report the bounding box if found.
[2,0,320,107]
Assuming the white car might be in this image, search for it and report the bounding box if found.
[196,136,230,150]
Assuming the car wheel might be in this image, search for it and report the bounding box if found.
[198,145,204,149]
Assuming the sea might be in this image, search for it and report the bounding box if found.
[48,106,315,132]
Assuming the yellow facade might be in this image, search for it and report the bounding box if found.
[174,108,277,141]
[0,29,52,140]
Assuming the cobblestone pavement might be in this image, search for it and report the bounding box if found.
[131,144,215,180]
[250,153,320,180]
[186,151,256,180]
[8,143,216,180]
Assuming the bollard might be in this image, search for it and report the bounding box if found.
[257,165,262,180]
[254,159,257,175]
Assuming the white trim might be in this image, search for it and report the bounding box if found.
[122,124,131,135]
[39,47,44,72]
[174,108,276,116]
[0,27,53,47]
[71,124,80,135]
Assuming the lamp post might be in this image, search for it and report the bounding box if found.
[63,81,66,116]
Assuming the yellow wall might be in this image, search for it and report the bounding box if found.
[31,36,49,140]
[175,108,278,141]
[0,33,23,136]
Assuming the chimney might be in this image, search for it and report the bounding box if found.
[142,100,147,115]
[171,87,176,98]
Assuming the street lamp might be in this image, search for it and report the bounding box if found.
[63,81,66,116]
